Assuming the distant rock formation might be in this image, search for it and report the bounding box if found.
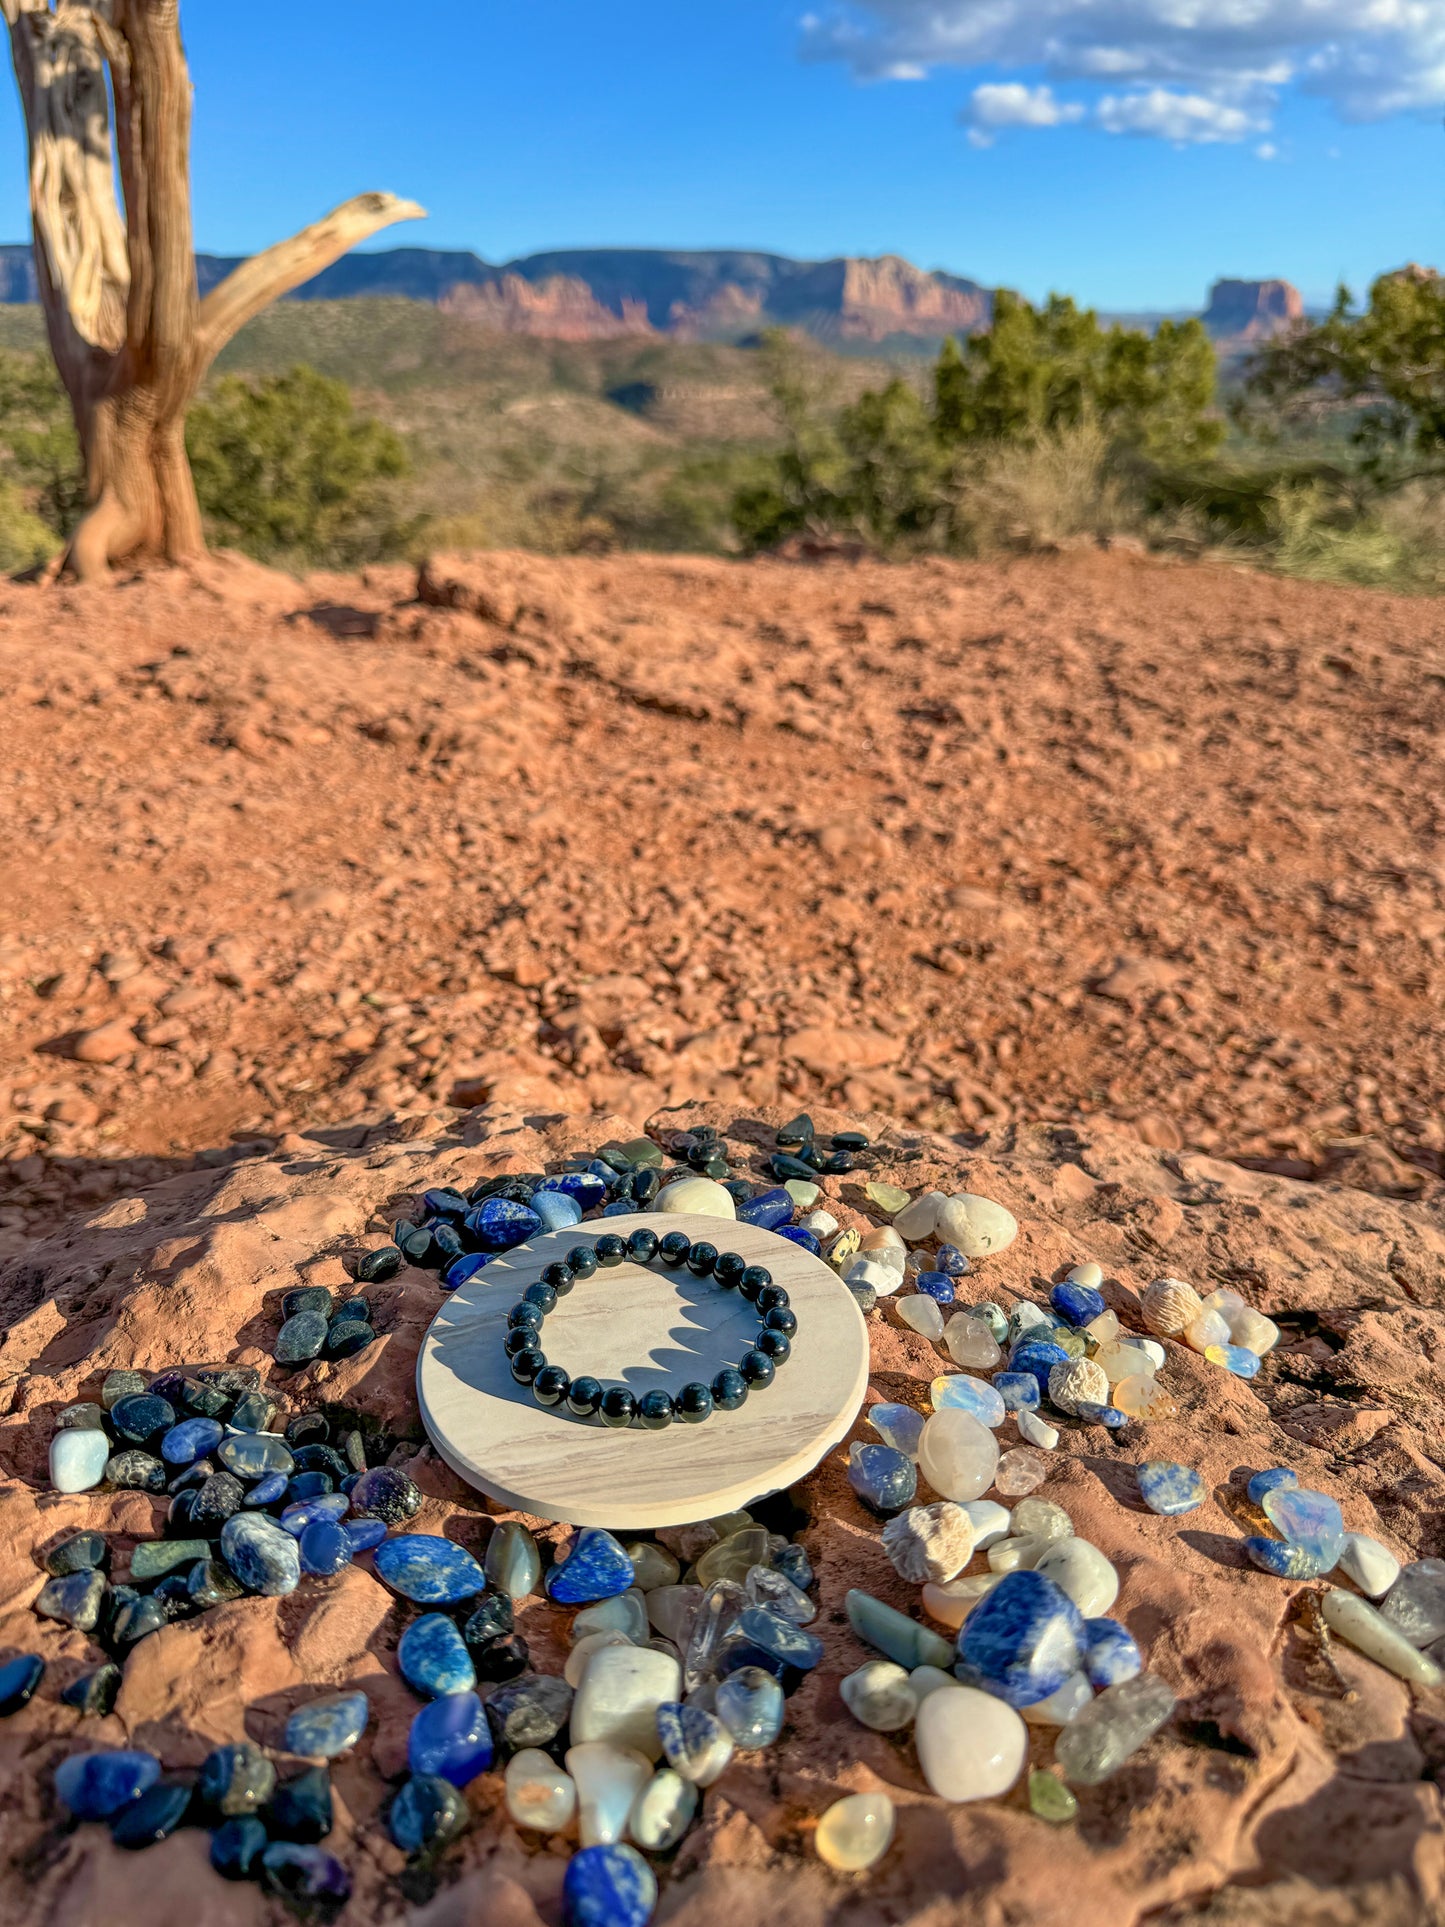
[1201,278,1304,342]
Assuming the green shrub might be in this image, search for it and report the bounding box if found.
[0,347,83,538]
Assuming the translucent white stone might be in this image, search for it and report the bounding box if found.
[1048,1358,1110,1416]
[868,1402,927,1459]
[935,1194,1019,1259]
[570,1645,682,1759]
[1017,1409,1060,1450]
[894,1190,947,1241]
[921,1571,1002,1629]
[1336,1533,1401,1600]
[565,1742,653,1846]
[626,1543,681,1591]
[841,1660,918,1731]
[994,1448,1051,1496]
[1203,1287,1247,1318]
[655,1176,736,1218]
[815,1791,895,1871]
[1067,1261,1104,1291]
[1035,1539,1119,1617]
[1133,1338,1167,1371]
[942,1317,1003,1370]
[959,1499,1012,1548]
[1229,1307,1280,1356]
[1095,1340,1158,1386]
[505,1748,577,1832]
[988,1534,1048,1573]
[800,1210,839,1238]
[566,1631,637,1688]
[646,1585,702,1645]
[1320,1590,1443,1687]
[882,1502,976,1585]
[917,1409,999,1502]
[910,1664,961,1701]
[629,1768,697,1851]
[572,1590,649,1644]
[914,1685,1028,1801]
[846,1256,903,1299]
[49,1428,110,1493]
[1184,1309,1231,1353]
[1010,1499,1073,1543]
[1021,1672,1094,1726]
[744,1564,816,1624]
[860,1225,906,1254]
[896,1295,945,1340]
[1084,1310,1120,1346]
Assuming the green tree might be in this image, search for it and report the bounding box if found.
[730,328,847,549]
[837,376,947,549]
[0,347,84,534]
[185,364,415,566]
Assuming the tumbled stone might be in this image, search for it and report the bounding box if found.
[1138,1462,1208,1516]
[531,1189,585,1234]
[1262,1485,1346,1570]
[1321,1589,1443,1686]
[1054,1671,1177,1784]
[1185,1309,1231,1353]
[918,1409,999,1502]
[566,1741,653,1847]
[0,1654,43,1716]
[840,1661,917,1732]
[1017,1409,1061,1450]
[109,1393,175,1446]
[994,1448,1051,1497]
[915,1684,1027,1800]
[200,1741,276,1816]
[282,1493,350,1537]
[655,1175,736,1218]
[696,1528,771,1590]
[846,1588,955,1670]
[942,1317,1003,1371]
[572,1644,681,1758]
[160,1416,224,1467]
[882,1502,975,1585]
[847,1441,918,1514]
[36,1568,106,1632]
[1379,1559,1445,1647]
[1084,1618,1143,1688]
[56,1401,105,1432]
[1111,1373,1177,1420]
[375,1534,487,1605]
[61,1663,122,1717]
[474,1523,540,1604]
[108,1594,168,1646]
[1204,1342,1262,1378]
[563,1840,658,1927]
[44,1531,107,1577]
[629,1767,697,1851]
[931,1373,1006,1429]
[744,1564,815,1624]
[506,1746,577,1831]
[957,1569,1085,1707]
[1035,1539,1119,1617]
[576,1590,650,1644]
[220,1513,301,1596]
[1336,1532,1400,1600]
[244,1471,289,1507]
[56,1749,161,1820]
[285,1691,369,1759]
[275,1312,329,1366]
[211,1815,268,1880]
[50,1429,111,1494]
[262,1843,350,1907]
[218,1433,295,1481]
[1246,1467,1299,1507]
[267,1765,332,1842]
[1051,1279,1106,1327]
[714,1665,784,1747]
[646,1585,701,1647]
[896,1293,946,1340]
[101,1369,148,1411]
[398,1613,477,1699]
[626,1542,681,1592]
[189,1557,247,1608]
[345,1464,420,1526]
[988,1535,1049,1574]
[867,1402,926,1459]
[547,1527,635,1604]
[1029,1768,1079,1824]
[935,1194,1018,1258]
[815,1789,895,1870]
[485,1674,574,1754]
[111,1782,192,1849]
[106,1448,168,1492]
[1020,1671,1093,1725]
[131,1538,209,1581]
[388,1772,470,1858]
[299,1521,353,1576]
[408,1689,493,1786]
[1246,1536,1333,1578]
[657,1700,734,1783]
[721,1604,825,1685]
[1229,1307,1280,1356]
[470,1196,542,1250]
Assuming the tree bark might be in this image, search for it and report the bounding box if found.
[1,0,423,578]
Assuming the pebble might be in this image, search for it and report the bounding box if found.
[486,1675,574,1754]
[1051,1279,1106,1327]
[61,1663,122,1717]
[957,1569,1085,1707]
[815,1790,896,1871]
[840,1660,918,1731]
[1205,1343,1261,1378]
[567,1631,636,1689]
[960,1499,1012,1548]
[1336,1533,1401,1600]
[942,1317,1003,1370]
[221,1513,301,1595]
[1229,1308,1280,1356]
[714,1666,784,1747]
[1246,1467,1298,1507]
[723,1604,825,1683]
[1017,1410,1061,1450]
[848,1442,918,1513]
[745,1564,815,1624]
[389,1773,470,1856]
[1028,1768,1079,1824]
[867,1402,927,1459]
[470,1196,542,1249]
[994,1372,1041,1412]
[1245,1536,1334,1579]
[37,1569,106,1631]
[894,1189,946,1240]
[896,1294,945,1339]
[1378,1559,1445,1647]
[865,1181,910,1214]
[1054,1672,1177,1784]
[655,1176,736,1218]
[109,1393,175,1445]
[282,1493,351,1536]
[915,1271,957,1306]
[102,1369,147,1410]
[55,1749,161,1819]
[846,1257,903,1299]
[505,1747,578,1831]
[1321,1589,1444,1686]
[921,1572,1003,1630]
[275,1311,329,1365]
[1184,1309,1231,1352]
[268,1765,333,1841]
[217,1433,294,1481]
[1007,1341,1072,1396]
[49,1428,111,1494]
[531,1190,585,1233]
[44,1531,107,1576]
[484,1520,542,1598]
[1137,1462,1208,1516]
[1261,1486,1345,1570]
[626,1543,681,1591]
[571,1645,681,1757]
[575,1590,650,1644]
[548,1527,636,1604]
[160,1417,225,1465]
[882,1502,976,1584]
[931,1373,1006,1428]
[112,1782,192,1849]
[131,1538,209,1581]
[562,1841,658,1927]
[994,1447,1051,1496]
[0,1654,44,1716]
[211,1816,269,1880]
[408,1689,494,1785]
[935,1194,1019,1257]
[1084,1618,1143,1688]
[261,1844,350,1907]
[244,1472,289,1507]
[284,1690,370,1758]
[566,1742,653,1847]
[737,1186,794,1230]
[629,1767,698,1851]
[1035,1539,1120,1617]
[200,1741,276,1815]
[915,1683,1028,1800]
[1020,1671,1094,1726]
[656,1701,735,1783]
[374,1534,488,1605]
[399,1614,479,1698]
[917,1409,1000,1501]
[846,1588,955,1671]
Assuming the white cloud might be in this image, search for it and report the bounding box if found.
[964,81,1086,129]
[1256,140,1278,158]
[800,0,1445,137]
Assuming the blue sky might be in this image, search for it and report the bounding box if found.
[0,1,1438,310]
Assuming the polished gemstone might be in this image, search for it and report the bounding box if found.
[956,1569,1085,1707]
[737,1186,794,1230]
[0,1654,44,1716]
[244,1472,289,1507]
[1084,1617,1143,1688]
[1321,1589,1444,1685]
[408,1689,493,1786]
[566,1742,653,1847]
[1246,1536,1334,1578]
[221,1513,302,1595]
[1137,1462,1208,1516]
[325,1319,376,1359]
[847,1441,917,1514]
[915,1684,1028,1801]
[656,1701,734,1784]
[267,1765,333,1842]
[575,1590,650,1643]
[399,1614,477,1698]
[282,1493,351,1536]
[284,1691,368,1760]
[218,1433,295,1481]
[275,1312,329,1366]
[1247,1467,1299,1508]
[1205,1342,1262,1378]
[109,1394,175,1445]
[261,1844,350,1906]
[191,1470,246,1534]
[111,1782,192,1849]
[56,1749,161,1820]
[485,1674,574,1754]
[917,1409,1000,1502]
[101,1369,148,1410]
[348,1465,422,1525]
[931,1373,1006,1429]
[160,1417,224,1466]
[469,1196,542,1250]
[1054,1672,1177,1784]
[562,1841,658,1927]
[211,1815,269,1879]
[443,1252,493,1292]
[37,1569,106,1632]
[61,1663,121,1717]
[743,1564,815,1624]
[547,1527,635,1604]
[994,1372,1041,1412]
[200,1741,276,1816]
[374,1534,486,1605]
[1035,1540,1119,1617]
[896,1293,945,1339]
[131,1539,209,1581]
[44,1531,108,1576]
[505,1747,578,1831]
[1007,1341,1072,1394]
[188,1557,247,1608]
[867,1402,927,1459]
[846,1589,954,1670]
[387,1773,469,1857]
[841,1660,918,1731]
[714,1665,784,1747]
[1379,1559,1445,1647]
[531,1189,585,1234]
[1336,1532,1400,1599]
[1028,1768,1079,1824]
[815,1790,895,1871]
[50,1428,111,1493]
[571,1644,681,1758]
[1051,1279,1107,1327]
[1262,1486,1346,1570]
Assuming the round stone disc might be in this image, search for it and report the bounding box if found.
[416,1213,869,1528]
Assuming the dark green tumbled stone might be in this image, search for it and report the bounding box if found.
[275,1312,328,1366]
[769,1153,818,1182]
[110,1593,168,1646]
[189,1557,246,1608]
[483,1673,573,1753]
[462,1591,515,1650]
[333,1296,370,1323]
[324,1319,375,1359]
[831,1131,869,1151]
[282,1286,333,1320]
[105,1449,167,1492]
[178,1376,230,1420]
[61,1662,121,1716]
[389,1774,469,1857]
[229,1390,274,1433]
[110,1394,175,1445]
[356,1244,402,1283]
[37,1568,107,1631]
[56,1401,105,1431]
[131,1539,208,1581]
[44,1530,108,1576]
[776,1114,815,1147]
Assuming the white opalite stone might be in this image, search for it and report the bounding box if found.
[960,1500,1012,1549]
[860,1225,906,1253]
[1184,1309,1231,1353]
[1021,1672,1094,1726]
[896,1295,945,1340]
[1336,1533,1401,1601]
[1130,1337,1167,1371]
[655,1176,736,1218]
[918,1409,1000,1502]
[841,1661,918,1731]
[1035,1539,1119,1617]
[1067,1261,1104,1289]
[572,1590,649,1644]
[815,1791,896,1872]
[1017,1409,1060,1450]
[894,1190,947,1241]
[1321,1589,1445,1687]
[1010,1499,1072,1543]
[935,1194,1019,1259]
[914,1685,1028,1801]
[565,1742,653,1846]
[505,1748,577,1832]
[881,1503,976,1585]
[629,1769,697,1851]
[570,1645,682,1759]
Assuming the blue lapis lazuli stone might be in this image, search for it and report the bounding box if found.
[1007,1341,1072,1393]
[344,1517,387,1553]
[374,1535,487,1606]
[422,1187,470,1223]
[281,1493,351,1537]
[467,1197,541,1252]
[1077,1401,1129,1430]
[528,1190,584,1234]
[848,1444,917,1513]
[286,1472,334,1503]
[55,1749,161,1820]
[562,1843,658,1927]
[244,1472,289,1508]
[407,1690,493,1786]
[1138,1462,1208,1516]
[994,1372,1041,1412]
[0,1654,44,1715]
[537,1172,609,1210]
[955,1569,1085,1708]
[161,1417,224,1466]
[546,1527,635,1604]
[774,1224,821,1255]
[1245,1536,1333,1579]
[915,1270,956,1305]
[284,1690,370,1759]
[299,1522,353,1577]
[1083,1617,1143,1688]
[737,1187,794,1231]
[1262,1486,1345,1568]
[934,1244,971,1277]
[1050,1280,1107,1327]
[442,1251,493,1292]
[398,1614,478,1699]
[1247,1467,1298,1507]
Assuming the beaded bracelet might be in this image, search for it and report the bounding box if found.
[503,1228,798,1429]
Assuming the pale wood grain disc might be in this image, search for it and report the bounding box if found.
[416,1213,869,1528]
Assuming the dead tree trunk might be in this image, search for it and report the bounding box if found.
[1,0,423,579]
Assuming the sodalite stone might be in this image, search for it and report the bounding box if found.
[1051,1279,1107,1327]
[775,1225,821,1254]
[0,1654,44,1716]
[399,1614,478,1698]
[1007,1341,1072,1394]
[408,1690,494,1786]
[218,1433,295,1481]
[1084,1618,1143,1688]
[737,1186,794,1230]
[530,1189,584,1234]
[442,1252,493,1292]
[284,1691,369,1759]
[199,1741,275,1815]
[956,1569,1086,1708]
[537,1172,608,1209]
[1262,1486,1345,1569]
[715,1666,784,1747]
[1248,1467,1298,1507]
[282,1494,351,1536]
[563,1842,658,1927]
[55,1749,161,1819]
[299,1521,353,1576]
[1245,1536,1333,1578]
[847,1443,918,1513]
[345,1518,387,1553]
[50,1428,111,1493]
[995,1372,1041,1412]
[389,1774,469,1856]
[656,1701,735,1784]
[161,1417,224,1465]
[915,1270,957,1305]
[547,1528,635,1604]
[375,1535,488,1605]
[221,1513,301,1595]
[931,1375,1006,1429]
[1137,1463,1208,1516]
[245,1472,289,1507]
[934,1244,971,1277]
[468,1197,542,1251]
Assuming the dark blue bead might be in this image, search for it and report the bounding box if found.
[563,1843,657,1927]
[212,1815,269,1880]
[55,1749,161,1819]
[407,1690,493,1785]
[737,1187,794,1231]
[0,1654,43,1715]
[398,1614,477,1698]
[389,1774,469,1855]
[442,1251,493,1291]
[374,1535,487,1605]
[956,1569,1085,1708]
[111,1781,191,1848]
[1051,1280,1107,1327]
[711,1367,747,1411]
[467,1197,542,1251]
[546,1527,634,1603]
[915,1270,956,1305]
